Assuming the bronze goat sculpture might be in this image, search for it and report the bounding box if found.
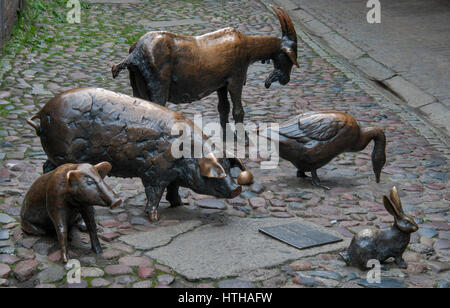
[112,6,299,133]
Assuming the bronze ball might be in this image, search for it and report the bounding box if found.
[237,170,254,185]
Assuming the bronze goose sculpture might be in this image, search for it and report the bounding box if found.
[260,110,386,189]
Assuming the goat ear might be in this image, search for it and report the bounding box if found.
[282,47,299,67]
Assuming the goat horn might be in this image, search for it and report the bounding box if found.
[270,5,287,37]
[280,7,297,42]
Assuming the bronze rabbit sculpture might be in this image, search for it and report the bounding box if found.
[340,186,419,270]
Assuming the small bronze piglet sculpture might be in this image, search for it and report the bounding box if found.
[20,162,122,262]
[340,186,418,270]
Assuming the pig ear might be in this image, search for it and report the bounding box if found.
[223,150,246,171]
[228,157,246,171]
[66,170,80,187]
[199,155,226,179]
[94,162,112,179]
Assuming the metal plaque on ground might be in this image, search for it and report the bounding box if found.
[259,223,342,250]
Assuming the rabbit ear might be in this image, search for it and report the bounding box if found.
[389,186,404,213]
[383,195,402,218]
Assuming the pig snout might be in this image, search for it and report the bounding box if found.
[99,183,122,208]
[230,185,242,198]
[224,176,242,198]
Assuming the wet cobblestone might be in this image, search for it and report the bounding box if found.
[0,0,448,288]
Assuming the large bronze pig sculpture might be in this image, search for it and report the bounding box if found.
[20,162,121,263]
[26,88,244,221]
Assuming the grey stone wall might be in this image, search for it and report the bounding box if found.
[0,0,25,49]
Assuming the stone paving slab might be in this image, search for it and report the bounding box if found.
[120,220,202,250]
[146,216,349,280]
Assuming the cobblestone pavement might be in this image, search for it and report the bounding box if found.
[0,0,449,288]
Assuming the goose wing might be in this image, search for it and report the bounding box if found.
[279,112,346,143]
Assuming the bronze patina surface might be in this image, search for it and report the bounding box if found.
[261,110,386,189]
[20,162,121,263]
[27,88,244,221]
[237,170,254,186]
[111,6,298,132]
[340,186,419,270]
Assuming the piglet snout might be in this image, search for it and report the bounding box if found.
[99,183,122,208]
[110,198,122,209]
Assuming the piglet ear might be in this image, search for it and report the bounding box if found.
[282,47,299,67]
[94,162,112,179]
[199,154,226,178]
[66,170,79,187]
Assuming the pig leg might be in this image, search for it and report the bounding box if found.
[79,207,102,254]
[129,69,140,98]
[75,216,87,232]
[166,182,182,207]
[132,67,151,101]
[144,184,166,221]
[147,68,170,106]
[297,170,308,178]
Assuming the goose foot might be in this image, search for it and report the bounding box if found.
[311,170,330,190]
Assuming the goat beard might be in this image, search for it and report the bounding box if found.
[265,70,283,89]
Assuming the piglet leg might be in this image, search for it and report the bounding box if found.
[21,220,47,236]
[79,206,102,254]
[50,211,70,263]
